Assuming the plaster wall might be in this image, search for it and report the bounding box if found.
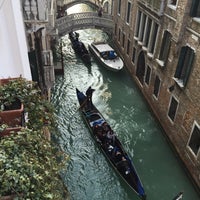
[0,0,31,80]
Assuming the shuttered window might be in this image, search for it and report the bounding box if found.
[190,0,200,17]
[174,46,195,87]
[159,31,172,65]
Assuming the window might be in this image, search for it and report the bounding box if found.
[149,23,159,54]
[118,0,121,15]
[127,39,130,55]
[143,18,152,47]
[190,0,200,17]
[159,31,172,65]
[139,14,147,42]
[115,24,117,36]
[174,46,195,87]
[168,0,178,6]
[168,96,178,122]
[118,28,121,43]
[153,75,161,98]
[122,33,125,48]
[135,10,142,38]
[145,65,151,85]
[132,47,136,63]
[126,2,131,24]
[188,123,200,156]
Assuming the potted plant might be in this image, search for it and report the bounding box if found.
[0,78,70,199]
[0,78,26,137]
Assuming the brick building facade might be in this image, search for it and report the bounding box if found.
[112,0,200,190]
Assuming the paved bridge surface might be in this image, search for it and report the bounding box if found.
[55,12,114,36]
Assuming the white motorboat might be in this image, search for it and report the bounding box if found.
[88,41,124,71]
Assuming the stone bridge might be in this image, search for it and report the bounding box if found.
[55,12,114,37]
[55,0,113,36]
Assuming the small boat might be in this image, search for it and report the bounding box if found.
[69,32,91,64]
[76,88,146,200]
[88,41,124,71]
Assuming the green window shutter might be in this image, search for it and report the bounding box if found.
[174,46,187,78]
[183,48,195,86]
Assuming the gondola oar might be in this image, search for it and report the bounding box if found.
[68,97,88,122]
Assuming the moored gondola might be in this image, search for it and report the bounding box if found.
[69,32,91,64]
[76,87,146,200]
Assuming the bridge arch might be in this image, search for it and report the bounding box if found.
[56,12,114,37]
[63,0,99,10]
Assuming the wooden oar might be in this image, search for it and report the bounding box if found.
[68,98,88,122]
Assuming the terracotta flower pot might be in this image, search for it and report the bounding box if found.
[0,103,24,127]
[0,78,17,86]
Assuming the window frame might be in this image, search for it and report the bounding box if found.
[134,10,142,39]
[157,30,172,67]
[174,46,195,88]
[132,47,136,63]
[153,75,161,99]
[168,0,178,10]
[126,1,131,24]
[118,0,121,15]
[167,95,179,123]
[190,0,200,18]
[188,121,200,157]
[144,65,151,86]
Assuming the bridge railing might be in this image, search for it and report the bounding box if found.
[62,0,99,6]
[56,12,113,36]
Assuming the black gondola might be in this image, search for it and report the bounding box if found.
[76,88,146,200]
[69,32,91,64]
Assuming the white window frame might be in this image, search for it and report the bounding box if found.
[167,95,179,123]
[187,121,200,158]
[168,0,178,10]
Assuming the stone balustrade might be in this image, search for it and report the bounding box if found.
[56,12,113,36]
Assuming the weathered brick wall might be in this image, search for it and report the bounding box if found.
[112,0,200,190]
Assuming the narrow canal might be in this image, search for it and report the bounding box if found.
[51,4,200,200]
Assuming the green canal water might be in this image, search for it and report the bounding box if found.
[51,4,200,200]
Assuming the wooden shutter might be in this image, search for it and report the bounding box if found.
[183,48,195,86]
[190,0,199,17]
[174,46,187,78]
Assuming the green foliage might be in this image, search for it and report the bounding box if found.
[0,77,56,130]
[0,129,69,199]
[0,78,69,199]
